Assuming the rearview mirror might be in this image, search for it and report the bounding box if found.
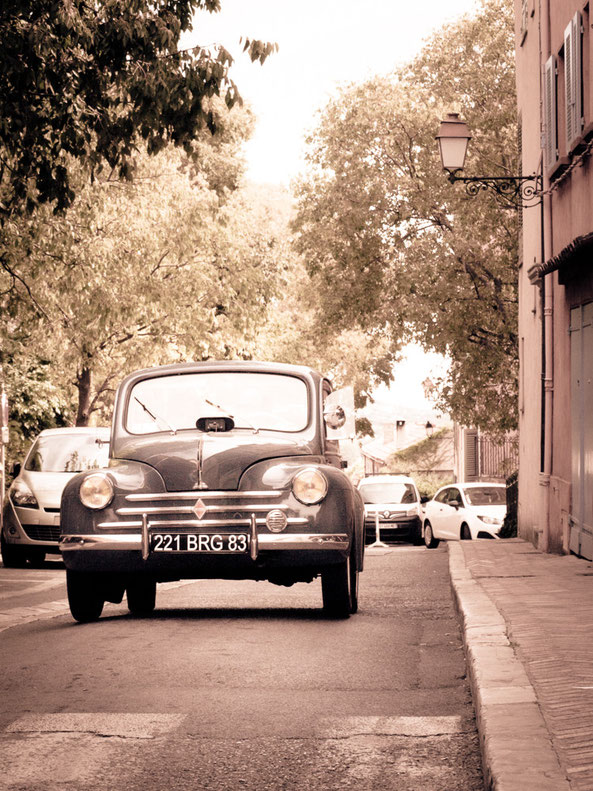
[324,386,355,441]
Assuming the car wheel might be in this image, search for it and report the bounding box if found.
[0,533,28,568]
[126,578,157,616]
[66,570,105,623]
[27,550,46,568]
[411,523,423,546]
[322,552,355,619]
[460,523,472,541]
[424,521,440,549]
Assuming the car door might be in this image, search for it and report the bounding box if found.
[426,488,452,538]
[440,487,463,539]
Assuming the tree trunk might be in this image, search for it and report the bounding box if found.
[75,365,92,426]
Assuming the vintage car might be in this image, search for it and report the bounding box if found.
[60,361,364,621]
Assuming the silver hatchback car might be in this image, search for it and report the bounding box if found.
[1,427,110,567]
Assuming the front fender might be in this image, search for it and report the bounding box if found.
[60,460,166,536]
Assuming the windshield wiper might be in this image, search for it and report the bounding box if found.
[134,396,177,435]
[203,398,259,434]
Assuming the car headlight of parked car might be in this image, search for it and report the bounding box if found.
[291,468,328,505]
[10,480,39,508]
[477,515,502,525]
[79,473,114,510]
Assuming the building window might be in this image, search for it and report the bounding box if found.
[564,11,584,152]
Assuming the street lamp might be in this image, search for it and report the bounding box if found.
[436,113,542,207]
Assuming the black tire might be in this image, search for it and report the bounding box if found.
[424,521,440,549]
[461,523,472,541]
[411,522,423,546]
[126,578,157,616]
[322,545,358,618]
[66,570,104,623]
[1,533,28,568]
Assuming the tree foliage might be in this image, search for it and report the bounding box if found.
[0,0,276,214]
[292,0,518,435]
[2,132,285,427]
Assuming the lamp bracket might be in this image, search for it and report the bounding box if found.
[447,170,542,208]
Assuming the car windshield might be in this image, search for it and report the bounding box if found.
[463,486,506,506]
[25,434,110,473]
[126,372,310,435]
[358,482,417,504]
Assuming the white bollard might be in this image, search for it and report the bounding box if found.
[367,510,389,549]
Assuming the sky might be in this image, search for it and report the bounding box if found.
[188,0,480,184]
[185,1,479,422]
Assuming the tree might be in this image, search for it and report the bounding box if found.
[292,0,518,435]
[0,0,276,214]
[2,137,285,426]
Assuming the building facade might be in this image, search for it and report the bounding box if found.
[515,0,593,558]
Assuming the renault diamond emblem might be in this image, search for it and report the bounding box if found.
[192,499,207,519]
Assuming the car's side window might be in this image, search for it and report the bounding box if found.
[447,488,461,505]
[434,488,450,504]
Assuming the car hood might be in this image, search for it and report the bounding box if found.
[471,504,507,518]
[113,433,316,491]
[19,471,79,509]
[362,500,417,513]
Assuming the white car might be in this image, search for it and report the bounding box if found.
[357,474,422,545]
[1,426,110,567]
[422,482,507,548]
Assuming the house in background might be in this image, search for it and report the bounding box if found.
[515,0,593,559]
[454,427,519,483]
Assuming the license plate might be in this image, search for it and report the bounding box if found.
[150,533,249,553]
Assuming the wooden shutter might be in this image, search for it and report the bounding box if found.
[565,12,583,151]
[543,56,558,168]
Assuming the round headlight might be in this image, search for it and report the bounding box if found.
[292,468,328,505]
[79,473,114,510]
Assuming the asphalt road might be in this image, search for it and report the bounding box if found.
[0,545,484,791]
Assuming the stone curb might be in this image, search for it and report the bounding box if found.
[447,542,571,791]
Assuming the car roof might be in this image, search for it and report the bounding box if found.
[359,474,416,485]
[456,481,505,488]
[36,427,110,438]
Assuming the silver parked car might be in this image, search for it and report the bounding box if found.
[1,427,110,567]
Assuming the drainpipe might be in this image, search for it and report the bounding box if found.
[540,0,553,552]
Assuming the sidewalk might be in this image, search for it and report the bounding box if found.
[449,538,593,791]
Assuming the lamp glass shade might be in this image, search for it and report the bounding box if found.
[436,114,471,171]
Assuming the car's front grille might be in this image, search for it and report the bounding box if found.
[22,524,61,542]
[98,490,308,531]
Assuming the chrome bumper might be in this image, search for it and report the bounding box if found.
[60,532,350,557]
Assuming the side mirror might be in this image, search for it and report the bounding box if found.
[420,496,430,504]
[324,386,355,441]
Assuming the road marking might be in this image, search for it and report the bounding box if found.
[7,713,185,739]
[319,715,464,738]
[0,579,200,632]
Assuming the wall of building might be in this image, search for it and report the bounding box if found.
[515,0,593,557]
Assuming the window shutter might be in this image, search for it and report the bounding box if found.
[543,55,558,168]
[463,429,478,479]
[565,12,583,151]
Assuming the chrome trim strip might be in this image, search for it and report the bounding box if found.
[60,533,349,552]
[141,513,149,561]
[98,517,308,530]
[249,513,258,561]
[116,504,288,516]
[125,491,283,502]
